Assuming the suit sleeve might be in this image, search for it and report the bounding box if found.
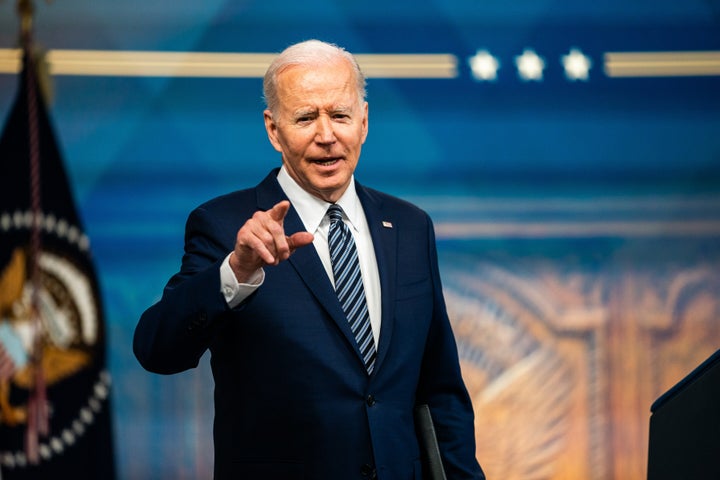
[133,205,234,375]
[416,214,486,479]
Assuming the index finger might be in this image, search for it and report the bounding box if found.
[267,200,291,223]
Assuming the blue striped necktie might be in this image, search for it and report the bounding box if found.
[327,204,376,374]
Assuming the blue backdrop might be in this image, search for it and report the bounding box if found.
[1,1,719,478]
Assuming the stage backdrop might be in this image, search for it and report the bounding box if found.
[1,1,719,479]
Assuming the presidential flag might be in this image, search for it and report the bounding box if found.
[0,46,116,479]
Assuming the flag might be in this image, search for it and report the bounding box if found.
[0,47,116,479]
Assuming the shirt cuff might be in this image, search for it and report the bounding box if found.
[220,253,264,308]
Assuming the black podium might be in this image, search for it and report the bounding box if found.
[647,349,720,480]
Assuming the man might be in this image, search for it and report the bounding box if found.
[133,39,485,480]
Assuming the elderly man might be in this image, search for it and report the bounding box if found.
[134,39,485,480]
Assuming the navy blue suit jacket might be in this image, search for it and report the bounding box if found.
[134,169,484,480]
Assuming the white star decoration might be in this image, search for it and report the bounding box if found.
[468,49,500,81]
[562,48,592,81]
[515,49,545,81]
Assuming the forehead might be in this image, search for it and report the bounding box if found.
[276,60,359,110]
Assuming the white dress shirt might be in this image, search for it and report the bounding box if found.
[220,166,381,346]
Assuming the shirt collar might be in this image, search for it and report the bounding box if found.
[276,165,362,233]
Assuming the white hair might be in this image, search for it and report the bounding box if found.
[263,39,367,115]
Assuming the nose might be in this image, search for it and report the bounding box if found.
[314,115,336,144]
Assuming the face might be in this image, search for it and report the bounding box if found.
[264,58,368,203]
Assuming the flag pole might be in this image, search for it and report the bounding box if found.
[17,0,35,39]
[16,0,50,464]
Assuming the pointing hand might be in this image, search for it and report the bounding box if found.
[229,201,314,282]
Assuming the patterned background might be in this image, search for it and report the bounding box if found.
[1,1,719,478]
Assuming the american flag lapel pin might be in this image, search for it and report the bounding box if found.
[382,221,393,228]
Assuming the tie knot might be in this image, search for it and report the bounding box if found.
[327,204,344,223]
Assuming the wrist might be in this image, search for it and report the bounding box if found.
[228,251,257,283]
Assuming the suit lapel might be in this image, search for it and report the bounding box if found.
[357,184,397,374]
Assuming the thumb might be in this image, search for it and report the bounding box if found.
[287,231,314,252]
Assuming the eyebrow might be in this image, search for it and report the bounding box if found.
[293,108,317,118]
[330,106,353,114]
[292,105,354,118]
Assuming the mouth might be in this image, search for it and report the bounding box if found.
[312,157,342,167]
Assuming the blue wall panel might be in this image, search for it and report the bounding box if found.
[1,1,719,478]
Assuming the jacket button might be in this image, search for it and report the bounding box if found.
[366,395,376,407]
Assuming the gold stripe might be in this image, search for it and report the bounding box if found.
[355,54,457,78]
[47,50,276,77]
[4,48,717,78]
[0,49,21,73]
[605,51,720,77]
[0,49,457,78]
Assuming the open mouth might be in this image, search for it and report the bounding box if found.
[313,157,342,166]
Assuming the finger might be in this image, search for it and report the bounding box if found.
[236,227,278,266]
[267,200,291,223]
[251,207,289,262]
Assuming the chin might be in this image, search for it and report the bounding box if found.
[311,183,347,202]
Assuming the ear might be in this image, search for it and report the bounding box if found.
[264,109,283,153]
[360,101,369,144]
